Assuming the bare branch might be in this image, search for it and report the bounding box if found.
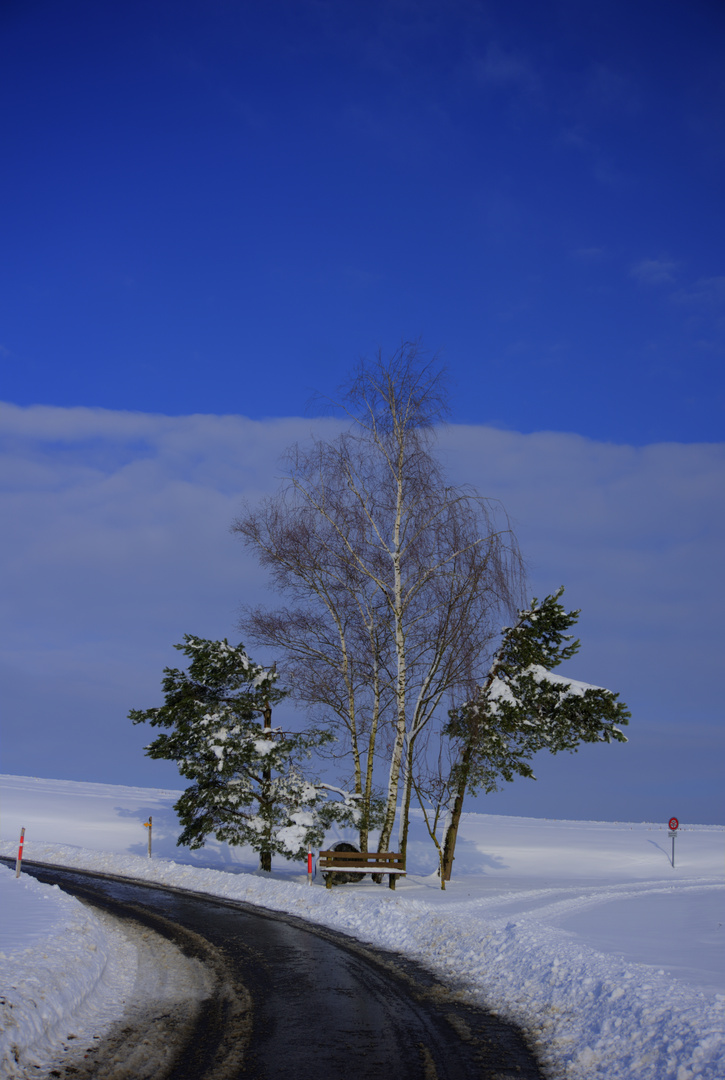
[232,343,525,859]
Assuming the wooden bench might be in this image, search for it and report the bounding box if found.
[318,850,406,890]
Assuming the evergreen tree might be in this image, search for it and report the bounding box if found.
[130,635,360,870]
[438,589,630,880]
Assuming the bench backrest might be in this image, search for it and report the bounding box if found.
[318,850,405,868]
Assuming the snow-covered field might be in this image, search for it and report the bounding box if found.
[1,774,723,1079]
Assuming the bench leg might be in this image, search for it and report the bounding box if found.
[326,876,332,889]
[388,873,396,890]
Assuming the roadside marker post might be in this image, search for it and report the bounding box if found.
[144,816,152,858]
[15,827,25,878]
[668,817,679,868]
[307,846,313,885]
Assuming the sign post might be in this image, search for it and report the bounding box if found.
[144,816,152,858]
[667,817,679,868]
[15,827,25,878]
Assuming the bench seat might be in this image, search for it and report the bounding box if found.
[318,851,406,890]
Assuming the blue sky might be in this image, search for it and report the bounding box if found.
[1,1,723,824]
[2,0,724,441]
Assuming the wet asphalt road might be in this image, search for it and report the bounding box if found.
[14,862,546,1080]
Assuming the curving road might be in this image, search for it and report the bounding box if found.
[16,862,545,1080]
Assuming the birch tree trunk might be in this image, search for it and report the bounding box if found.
[259,694,273,873]
[234,344,524,869]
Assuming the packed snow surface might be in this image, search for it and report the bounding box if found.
[1,774,723,1080]
[0,861,141,1077]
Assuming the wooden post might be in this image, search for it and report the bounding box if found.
[15,827,25,878]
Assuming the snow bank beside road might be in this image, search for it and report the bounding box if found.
[0,864,138,1077]
[5,841,724,1080]
[1,775,723,1080]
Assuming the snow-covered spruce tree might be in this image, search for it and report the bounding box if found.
[438,589,630,881]
[129,636,360,871]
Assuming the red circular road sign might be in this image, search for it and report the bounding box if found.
[669,817,679,830]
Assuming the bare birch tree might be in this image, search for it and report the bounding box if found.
[234,343,524,861]
[234,441,393,849]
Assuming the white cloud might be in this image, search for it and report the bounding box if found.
[571,246,607,262]
[473,42,540,94]
[559,125,627,187]
[629,257,678,285]
[586,63,642,116]
[674,274,725,310]
[1,404,722,821]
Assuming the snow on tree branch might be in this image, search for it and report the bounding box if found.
[129,636,359,867]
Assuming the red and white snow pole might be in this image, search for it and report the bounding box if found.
[307,845,313,885]
[15,827,25,878]
[144,816,152,858]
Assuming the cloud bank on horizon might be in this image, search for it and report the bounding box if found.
[2,401,722,825]
[1,1,723,825]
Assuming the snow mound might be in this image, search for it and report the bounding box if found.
[3,843,723,1080]
[1,775,724,1080]
[0,864,138,1076]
